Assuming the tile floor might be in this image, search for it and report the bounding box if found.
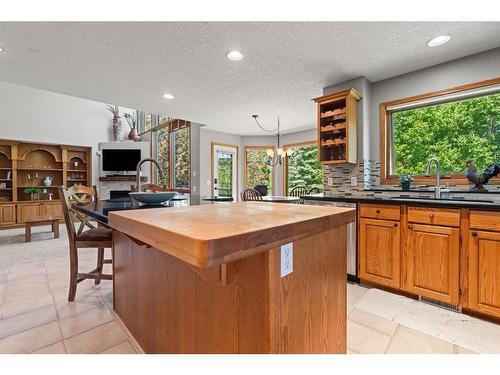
[0,224,497,354]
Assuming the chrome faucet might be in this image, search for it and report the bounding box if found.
[425,157,442,199]
[136,158,165,192]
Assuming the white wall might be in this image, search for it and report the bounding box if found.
[0,81,138,185]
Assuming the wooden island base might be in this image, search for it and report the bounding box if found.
[113,227,347,354]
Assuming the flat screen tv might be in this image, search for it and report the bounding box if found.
[102,149,142,172]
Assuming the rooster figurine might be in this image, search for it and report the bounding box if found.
[465,160,500,191]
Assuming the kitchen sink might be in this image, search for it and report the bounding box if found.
[389,196,495,204]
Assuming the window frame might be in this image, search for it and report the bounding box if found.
[243,145,276,196]
[145,119,192,193]
[380,77,500,185]
[282,140,321,196]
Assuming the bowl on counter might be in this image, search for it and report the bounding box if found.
[129,191,177,205]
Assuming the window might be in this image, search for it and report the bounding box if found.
[381,79,500,183]
[149,119,191,192]
[172,126,191,190]
[244,146,274,195]
[154,125,169,188]
[284,142,324,195]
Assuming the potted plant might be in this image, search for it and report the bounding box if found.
[24,187,42,201]
[399,175,413,191]
[107,105,122,142]
[124,113,141,142]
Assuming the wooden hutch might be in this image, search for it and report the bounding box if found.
[314,88,360,164]
[0,140,91,228]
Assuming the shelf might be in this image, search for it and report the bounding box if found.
[321,140,346,147]
[320,108,346,118]
[99,176,147,182]
[0,179,12,181]
[0,188,12,190]
[67,169,87,172]
[320,123,346,133]
[17,168,63,171]
[18,185,58,189]
[67,179,87,182]
[0,167,12,170]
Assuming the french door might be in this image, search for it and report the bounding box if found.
[212,143,238,199]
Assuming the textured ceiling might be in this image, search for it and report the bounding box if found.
[0,22,499,135]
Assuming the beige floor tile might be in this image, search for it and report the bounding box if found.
[5,278,51,304]
[32,341,67,354]
[349,308,398,337]
[454,345,478,354]
[47,272,70,292]
[101,341,137,354]
[0,305,57,340]
[64,321,128,354]
[347,283,369,305]
[1,292,54,319]
[386,325,454,354]
[7,262,45,281]
[347,320,391,354]
[59,305,114,338]
[0,321,61,354]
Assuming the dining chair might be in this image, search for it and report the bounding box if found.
[289,186,309,197]
[308,187,322,194]
[240,188,262,201]
[58,185,113,302]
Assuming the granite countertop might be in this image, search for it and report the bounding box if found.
[301,193,500,210]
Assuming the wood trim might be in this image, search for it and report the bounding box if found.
[282,140,316,196]
[211,142,239,200]
[243,145,276,195]
[380,77,500,185]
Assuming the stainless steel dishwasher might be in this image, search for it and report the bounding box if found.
[304,199,357,281]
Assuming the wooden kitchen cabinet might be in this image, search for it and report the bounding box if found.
[17,202,43,223]
[405,223,460,304]
[0,204,16,225]
[467,230,500,317]
[359,217,401,288]
[43,202,63,219]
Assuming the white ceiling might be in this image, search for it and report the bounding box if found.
[0,22,499,135]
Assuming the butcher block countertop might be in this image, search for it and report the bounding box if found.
[108,202,355,268]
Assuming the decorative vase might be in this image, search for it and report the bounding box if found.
[112,116,122,142]
[30,192,40,201]
[254,184,268,196]
[43,176,53,187]
[401,181,411,191]
[128,128,141,142]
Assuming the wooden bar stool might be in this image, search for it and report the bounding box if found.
[58,185,113,302]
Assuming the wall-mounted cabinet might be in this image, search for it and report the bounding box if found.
[314,89,360,164]
[0,139,91,228]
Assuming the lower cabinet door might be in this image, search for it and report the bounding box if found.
[43,202,63,219]
[17,203,43,223]
[406,224,459,304]
[359,218,401,288]
[468,230,500,318]
[0,204,16,225]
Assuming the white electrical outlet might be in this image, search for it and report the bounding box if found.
[350,176,358,187]
[327,177,334,186]
[280,243,293,278]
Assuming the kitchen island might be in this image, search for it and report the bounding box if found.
[107,202,355,354]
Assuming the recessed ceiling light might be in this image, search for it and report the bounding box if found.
[162,93,175,100]
[226,50,244,61]
[427,35,451,47]
[0,47,3,52]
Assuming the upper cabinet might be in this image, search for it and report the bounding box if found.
[314,88,360,165]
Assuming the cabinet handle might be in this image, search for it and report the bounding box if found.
[394,223,398,227]
[408,225,413,229]
[376,209,381,214]
[429,214,435,219]
[472,232,477,237]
